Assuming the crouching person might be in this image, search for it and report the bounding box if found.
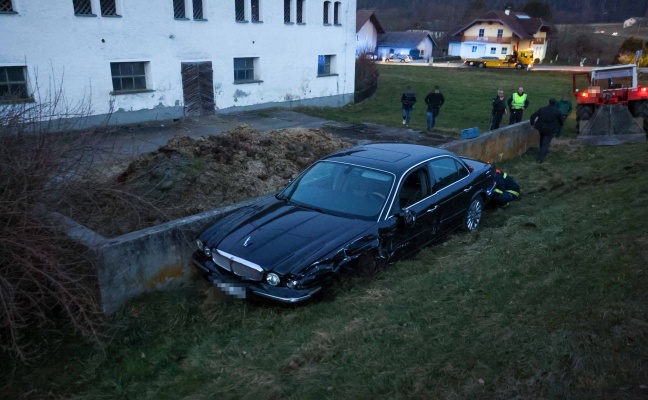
[493,169,520,208]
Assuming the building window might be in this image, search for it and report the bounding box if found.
[333,2,340,24]
[0,0,15,12]
[173,0,186,18]
[193,0,204,19]
[323,1,330,24]
[296,0,304,23]
[501,47,508,54]
[73,0,94,15]
[471,46,477,53]
[251,0,260,22]
[100,0,118,16]
[0,66,29,103]
[284,0,291,23]
[234,58,256,82]
[235,0,245,21]
[497,29,503,38]
[110,62,148,92]
[317,55,335,75]
[478,28,484,37]
[490,47,496,54]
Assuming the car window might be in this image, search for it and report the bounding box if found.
[398,167,431,209]
[428,157,468,191]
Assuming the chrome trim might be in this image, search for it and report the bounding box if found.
[216,249,263,272]
[250,286,322,303]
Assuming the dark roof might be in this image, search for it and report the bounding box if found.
[356,9,385,34]
[324,143,453,175]
[449,10,550,39]
[377,31,436,49]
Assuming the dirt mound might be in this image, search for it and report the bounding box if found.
[81,126,352,236]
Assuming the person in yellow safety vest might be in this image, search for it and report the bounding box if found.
[493,169,520,208]
[507,86,529,125]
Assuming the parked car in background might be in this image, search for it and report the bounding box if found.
[192,143,495,303]
[386,54,412,63]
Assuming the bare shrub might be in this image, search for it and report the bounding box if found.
[355,55,380,103]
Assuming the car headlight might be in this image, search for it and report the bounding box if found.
[196,239,204,251]
[266,272,280,286]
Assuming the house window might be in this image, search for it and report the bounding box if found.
[478,29,484,37]
[234,58,257,82]
[235,0,245,21]
[317,55,335,75]
[110,62,148,92]
[100,0,118,16]
[490,47,496,54]
[0,0,15,12]
[323,1,330,24]
[193,0,204,19]
[296,0,304,23]
[251,0,260,22]
[0,66,29,103]
[173,0,185,18]
[501,47,508,54]
[333,1,340,25]
[284,0,291,23]
[471,46,477,53]
[73,0,94,15]
[497,29,503,38]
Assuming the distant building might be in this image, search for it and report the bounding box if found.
[448,8,550,62]
[356,9,385,56]
[376,31,436,60]
[1,0,357,128]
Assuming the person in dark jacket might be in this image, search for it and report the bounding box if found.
[530,98,564,163]
[492,169,521,208]
[401,86,416,127]
[490,89,508,130]
[424,85,445,131]
[507,86,529,125]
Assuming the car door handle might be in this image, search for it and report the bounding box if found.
[463,186,473,192]
[425,205,438,214]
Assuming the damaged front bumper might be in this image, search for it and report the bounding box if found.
[191,254,323,303]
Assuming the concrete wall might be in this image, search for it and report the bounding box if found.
[0,0,357,126]
[62,121,536,314]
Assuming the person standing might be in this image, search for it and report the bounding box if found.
[555,93,572,137]
[424,85,445,131]
[530,98,564,163]
[507,86,529,125]
[401,86,417,127]
[490,89,507,130]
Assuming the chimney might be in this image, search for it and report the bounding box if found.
[505,6,511,15]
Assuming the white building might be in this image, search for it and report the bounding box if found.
[0,0,356,127]
[356,9,384,56]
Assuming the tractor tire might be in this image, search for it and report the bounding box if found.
[576,104,594,121]
[632,100,648,118]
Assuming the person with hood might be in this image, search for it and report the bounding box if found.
[424,85,445,131]
[490,89,507,130]
[530,98,564,163]
[507,86,529,125]
[401,85,417,127]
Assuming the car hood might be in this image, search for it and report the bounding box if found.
[199,197,375,275]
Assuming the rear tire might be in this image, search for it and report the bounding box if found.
[479,63,486,68]
[463,197,483,232]
[576,104,594,121]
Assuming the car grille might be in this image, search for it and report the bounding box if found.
[213,249,264,281]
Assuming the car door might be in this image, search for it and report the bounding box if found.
[427,156,471,232]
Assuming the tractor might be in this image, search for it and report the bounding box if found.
[573,64,648,144]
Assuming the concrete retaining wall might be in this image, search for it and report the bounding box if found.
[68,122,536,314]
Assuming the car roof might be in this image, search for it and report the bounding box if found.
[322,143,456,175]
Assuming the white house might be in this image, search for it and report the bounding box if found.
[376,31,435,60]
[448,8,550,62]
[0,0,356,128]
[356,9,384,56]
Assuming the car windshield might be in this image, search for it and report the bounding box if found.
[279,161,394,220]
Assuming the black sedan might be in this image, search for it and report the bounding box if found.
[192,143,495,303]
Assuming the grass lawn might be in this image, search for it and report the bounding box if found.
[3,67,648,399]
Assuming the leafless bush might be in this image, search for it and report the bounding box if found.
[355,55,380,103]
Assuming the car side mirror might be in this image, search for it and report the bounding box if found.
[401,210,416,228]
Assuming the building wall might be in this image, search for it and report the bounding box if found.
[417,37,434,59]
[0,0,357,125]
[460,23,514,59]
[356,20,378,55]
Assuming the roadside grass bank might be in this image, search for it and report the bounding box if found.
[3,140,647,399]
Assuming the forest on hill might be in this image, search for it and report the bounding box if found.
[358,0,648,31]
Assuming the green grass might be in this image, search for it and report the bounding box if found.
[299,65,578,134]
[3,68,648,399]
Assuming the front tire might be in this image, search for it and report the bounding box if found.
[515,63,524,69]
[463,197,483,232]
[479,62,486,68]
